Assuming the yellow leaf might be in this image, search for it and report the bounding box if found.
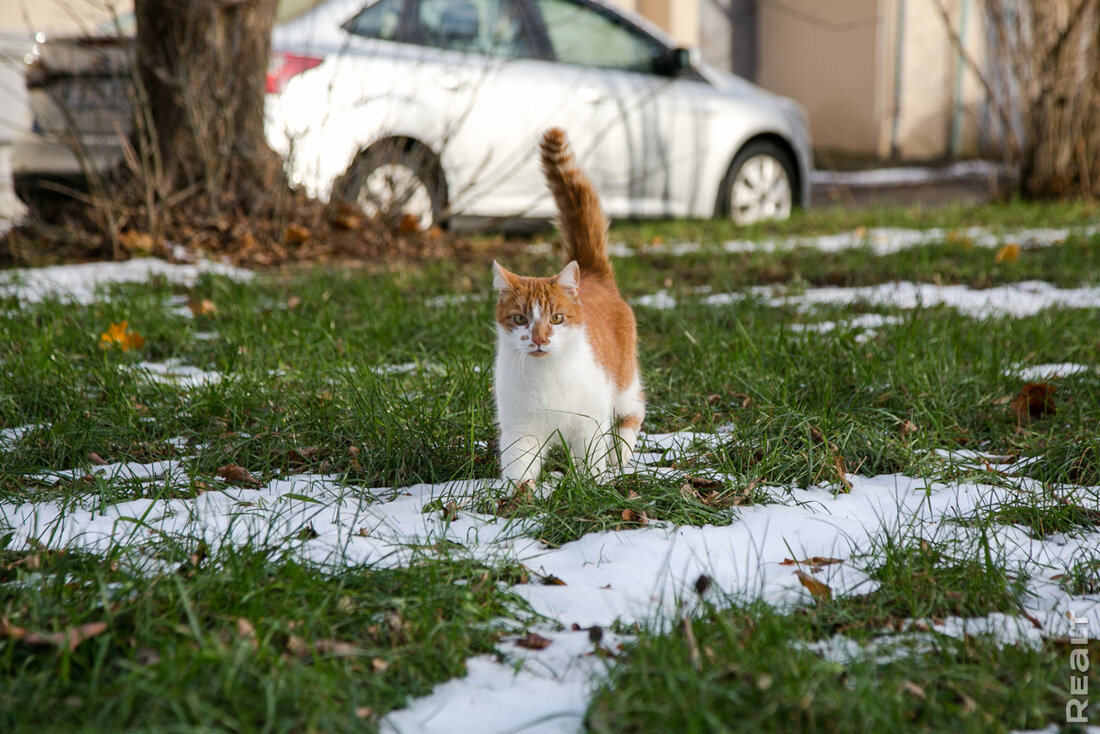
[794,570,832,601]
[99,321,146,351]
[995,243,1020,263]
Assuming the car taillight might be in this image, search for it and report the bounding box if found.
[266,53,323,94]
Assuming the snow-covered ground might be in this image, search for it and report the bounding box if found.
[3,228,1099,732]
[3,432,1099,732]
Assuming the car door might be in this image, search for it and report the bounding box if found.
[528,0,710,218]
[380,0,617,218]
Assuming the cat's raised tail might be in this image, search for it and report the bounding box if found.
[539,128,613,282]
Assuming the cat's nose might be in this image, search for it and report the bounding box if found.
[531,333,548,346]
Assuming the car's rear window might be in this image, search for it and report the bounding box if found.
[415,0,535,57]
[343,0,404,40]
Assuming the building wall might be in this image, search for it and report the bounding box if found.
[756,0,882,159]
[753,0,989,162]
[891,0,986,160]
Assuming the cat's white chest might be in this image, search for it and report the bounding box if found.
[494,329,612,428]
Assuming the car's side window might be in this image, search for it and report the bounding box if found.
[343,0,406,41]
[534,0,663,73]
[415,0,535,57]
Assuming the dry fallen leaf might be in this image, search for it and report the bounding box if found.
[312,638,360,657]
[541,574,567,586]
[901,680,927,700]
[1011,382,1057,423]
[515,632,553,650]
[187,298,217,317]
[397,213,421,234]
[216,464,259,485]
[781,557,845,573]
[0,618,108,652]
[794,570,832,601]
[284,223,312,244]
[994,242,1021,263]
[99,321,146,351]
[118,229,155,254]
[371,657,390,673]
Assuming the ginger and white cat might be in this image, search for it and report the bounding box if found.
[493,128,644,483]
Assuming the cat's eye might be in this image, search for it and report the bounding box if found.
[550,313,564,324]
[512,314,528,325]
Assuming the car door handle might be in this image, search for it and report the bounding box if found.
[438,73,468,91]
[577,85,603,104]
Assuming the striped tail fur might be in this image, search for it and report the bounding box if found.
[539,128,613,281]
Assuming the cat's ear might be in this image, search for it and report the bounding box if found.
[493,261,517,292]
[556,260,580,298]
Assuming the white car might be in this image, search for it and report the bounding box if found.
[16,0,813,228]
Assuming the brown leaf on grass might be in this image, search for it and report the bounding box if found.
[235,617,256,640]
[371,657,390,673]
[901,680,927,700]
[515,632,553,650]
[794,570,832,601]
[118,229,155,254]
[899,419,919,436]
[187,298,217,317]
[1011,382,1057,423]
[216,463,259,485]
[312,638,360,657]
[541,574,567,586]
[397,213,422,234]
[284,223,312,244]
[831,452,853,493]
[0,618,108,652]
[781,557,844,573]
[329,203,363,230]
[994,243,1020,263]
[286,447,319,466]
[441,501,459,522]
[355,707,374,719]
[286,296,302,309]
[89,452,108,466]
[683,475,723,490]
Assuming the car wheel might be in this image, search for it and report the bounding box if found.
[336,140,446,231]
[717,140,796,225]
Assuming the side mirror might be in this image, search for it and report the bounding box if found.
[654,46,693,76]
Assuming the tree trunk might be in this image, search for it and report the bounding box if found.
[134,0,284,216]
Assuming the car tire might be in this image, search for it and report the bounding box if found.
[334,139,447,231]
[716,140,797,226]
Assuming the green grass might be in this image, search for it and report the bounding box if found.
[587,536,1095,732]
[2,201,1099,729]
[0,543,532,732]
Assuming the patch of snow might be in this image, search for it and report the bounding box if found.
[0,257,252,306]
[788,313,904,334]
[609,224,1097,260]
[130,360,223,389]
[425,293,485,308]
[1008,363,1093,381]
[31,458,187,488]
[631,290,677,310]
[709,280,1100,319]
[0,422,45,450]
